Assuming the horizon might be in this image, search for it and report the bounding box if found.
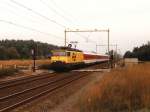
[0,0,150,55]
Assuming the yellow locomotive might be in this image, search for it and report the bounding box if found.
[51,47,84,71]
[50,47,109,71]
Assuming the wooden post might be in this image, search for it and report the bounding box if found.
[64,30,67,47]
[14,65,17,69]
[0,65,2,69]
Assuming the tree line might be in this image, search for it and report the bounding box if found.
[124,42,150,61]
[0,39,58,60]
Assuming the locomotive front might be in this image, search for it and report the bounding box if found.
[50,49,84,71]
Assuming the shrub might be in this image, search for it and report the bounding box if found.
[39,64,52,70]
[0,68,19,77]
[79,63,150,112]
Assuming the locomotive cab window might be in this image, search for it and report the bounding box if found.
[66,52,70,56]
[52,51,66,56]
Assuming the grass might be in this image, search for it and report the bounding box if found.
[0,59,51,78]
[0,68,19,77]
[79,63,150,112]
[38,64,52,69]
[0,59,51,66]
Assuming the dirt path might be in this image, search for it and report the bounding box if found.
[51,72,105,112]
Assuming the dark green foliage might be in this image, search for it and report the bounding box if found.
[7,47,20,59]
[0,68,19,77]
[0,46,8,59]
[124,42,150,61]
[0,39,58,60]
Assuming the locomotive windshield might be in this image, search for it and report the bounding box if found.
[52,51,66,56]
[52,51,71,56]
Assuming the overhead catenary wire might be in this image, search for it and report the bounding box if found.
[10,0,66,28]
[39,0,72,24]
[75,33,96,44]
[1,1,47,26]
[0,19,64,40]
[12,0,96,44]
[39,0,93,43]
[0,1,65,43]
[48,0,96,43]
[50,0,80,24]
[7,0,98,45]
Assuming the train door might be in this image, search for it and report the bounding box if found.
[66,51,71,63]
[72,52,76,62]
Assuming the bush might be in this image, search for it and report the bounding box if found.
[79,63,150,112]
[39,64,52,69]
[0,68,19,77]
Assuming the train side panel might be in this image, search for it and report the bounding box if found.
[67,51,84,64]
[83,53,109,64]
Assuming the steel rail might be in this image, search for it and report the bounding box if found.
[0,73,88,112]
[0,74,71,100]
[0,73,69,98]
[0,72,55,89]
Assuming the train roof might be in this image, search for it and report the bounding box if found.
[83,51,109,56]
[52,47,109,56]
[52,47,83,52]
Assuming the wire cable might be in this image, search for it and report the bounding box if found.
[40,0,96,44]
[75,33,97,44]
[50,0,80,24]
[0,19,64,40]
[40,0,72,24]
[8,0,97,45]
[1,1,46,26]
[10,0,66,28]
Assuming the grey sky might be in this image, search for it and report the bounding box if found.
[0,0,150,54]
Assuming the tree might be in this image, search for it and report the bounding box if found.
[124,51,133,58]
[124,42,150,61]
[0,46,7,59]
[0,39,59,60]
[7,47,20,59]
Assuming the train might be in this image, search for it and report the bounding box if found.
[50,47,109,71]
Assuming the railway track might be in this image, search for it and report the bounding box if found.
[0,72,89,112]
[0,72,54,88]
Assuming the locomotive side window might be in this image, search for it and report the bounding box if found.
[66,52,70,56]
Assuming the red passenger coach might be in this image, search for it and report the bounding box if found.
[83,52,109,64]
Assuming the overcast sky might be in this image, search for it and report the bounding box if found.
[0,0,150,54]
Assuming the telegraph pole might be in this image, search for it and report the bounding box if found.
[64,30,67,47]
[96,44,98,53]
[115,44,118,62]
[108,29,110,55]
[108,29,110,68]
[31,48,36,72]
